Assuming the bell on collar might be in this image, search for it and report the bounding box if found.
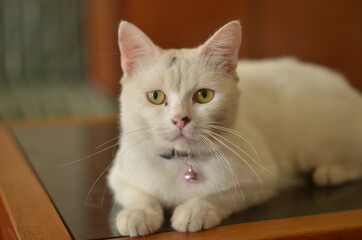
[184,165,198,183]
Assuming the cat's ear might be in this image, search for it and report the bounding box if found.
[199,21,241,71]
[118,21,160,76]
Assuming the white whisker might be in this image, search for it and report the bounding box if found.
[207,124,280,181]
[119,130,159,183]
[94,136,120,150]
[207,123,262,164]
[201,132,245,203]
[209,129,265,173]
[86,160,114,203]
[57,142,119,167]
[57,126,157,167]
[199,135,226,179]
[100,183,108,208]
[86,127,158,203]
[207,131,263,187]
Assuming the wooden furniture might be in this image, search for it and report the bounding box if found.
[85,0,362,97]
[1,118,362,240]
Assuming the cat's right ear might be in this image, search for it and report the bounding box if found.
[118,21,160,76]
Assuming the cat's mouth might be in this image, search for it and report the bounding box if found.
[170,133,191,142]
[168,131,195,148]
[162,127,199,149]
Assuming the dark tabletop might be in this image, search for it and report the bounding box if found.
[12,123,362,240]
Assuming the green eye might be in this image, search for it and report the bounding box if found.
[194,89,214,104]
[147,90,166,105]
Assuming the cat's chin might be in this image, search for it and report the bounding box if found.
[171,135,191,144]
[169,135,196,151]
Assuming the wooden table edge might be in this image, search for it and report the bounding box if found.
[122,209,362,240]
[1,120,362,240]
[0,125,72,240]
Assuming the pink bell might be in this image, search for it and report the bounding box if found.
[184,165,198,183]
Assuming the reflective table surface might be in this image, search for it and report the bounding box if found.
[12,123,362,240]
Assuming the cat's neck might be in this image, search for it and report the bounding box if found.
[159,149,197,160]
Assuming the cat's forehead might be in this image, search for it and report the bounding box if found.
[158,49,211,92]
[162,49,195,71]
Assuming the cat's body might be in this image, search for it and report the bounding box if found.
[108,21,362,236]
[236,58,362,185]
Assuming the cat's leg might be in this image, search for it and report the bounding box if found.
[313,162,362,187]
[171,186,275,232]
[113,184,163,237]
[171,196,224,232]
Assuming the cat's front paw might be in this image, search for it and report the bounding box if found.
[116,206,163,237]
[171,200,222,232]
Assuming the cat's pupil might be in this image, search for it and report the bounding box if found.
[201,90,207,98]
[153,91,158,99]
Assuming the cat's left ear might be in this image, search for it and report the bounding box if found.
[199,21,241,71]
[118,21,160,76]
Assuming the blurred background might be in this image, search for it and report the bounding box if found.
[1,0,361,121]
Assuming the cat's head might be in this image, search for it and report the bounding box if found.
[118,21,241,152]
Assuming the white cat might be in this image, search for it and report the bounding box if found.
[108,21,362,237]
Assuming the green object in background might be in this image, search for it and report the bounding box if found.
[0,83,117,120]
[0,0,117,121]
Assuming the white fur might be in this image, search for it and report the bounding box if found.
[108,21,362,236]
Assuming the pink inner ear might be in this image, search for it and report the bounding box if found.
[118,21,160,76]
[119,45,134,75]
[200,21,241,71]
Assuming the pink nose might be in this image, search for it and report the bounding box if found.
[172,116,191,130]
